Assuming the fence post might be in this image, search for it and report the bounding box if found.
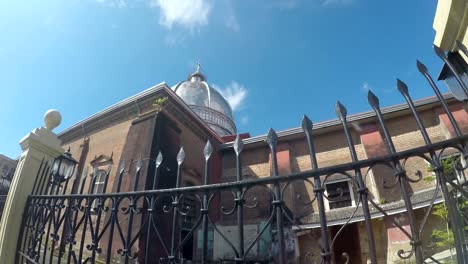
[0,109,64,263]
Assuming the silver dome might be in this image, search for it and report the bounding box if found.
[174,66,237,136]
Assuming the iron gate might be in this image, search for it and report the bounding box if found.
[15,48,468,264]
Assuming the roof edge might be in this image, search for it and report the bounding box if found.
[221,94,456,149]
[58,82,168,137]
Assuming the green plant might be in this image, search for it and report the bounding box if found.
[379,198,387,204]
[431,229,454,248]
[153,96,168,112]
[426,156,458,182]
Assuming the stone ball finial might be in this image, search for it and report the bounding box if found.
[44,109,62,131]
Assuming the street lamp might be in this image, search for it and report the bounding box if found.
[52,148,78,183]
[434,46,468,101]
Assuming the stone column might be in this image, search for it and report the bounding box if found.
[0,110,64,263]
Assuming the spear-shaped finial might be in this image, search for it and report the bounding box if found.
[155,151,163,168]
[335,101,347,121]
[434,45,446,59]
[416,60,428,74]
[367,90,380,108]
[119,160,126,174]
[136,158,142,172]
[233,134,244,155]
[266,128,278,148]
[396,79,409,95]
[204,140,213,161]
[177,147,185,165]
[301,115,313,132]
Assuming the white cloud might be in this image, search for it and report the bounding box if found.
[164,33,187,46]
[215,81,248,112]
[222,0,240,32]
[361,81,370,92]
[150,0,212,30]
[240,116,249,125]
[225,12,240,32]
[95,0,127,8]
[361,82,394,94]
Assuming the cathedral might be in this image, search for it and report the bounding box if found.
[59,65,468,263]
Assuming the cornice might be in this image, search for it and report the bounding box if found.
[58,82,223,145]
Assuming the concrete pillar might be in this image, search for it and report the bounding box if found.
[0,110,64,263]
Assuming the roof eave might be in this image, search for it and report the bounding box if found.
[220,94,456,150]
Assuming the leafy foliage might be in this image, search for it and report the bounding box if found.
[432,204,449,220]
[424,155,459,182]
[430,200,468,251]
[431,229,454,248]
[153,97,168,112]
[425,157,465,255]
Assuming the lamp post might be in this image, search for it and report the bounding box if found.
[51,148,78,184]
[52,148,78,258]
[434,45,468,102]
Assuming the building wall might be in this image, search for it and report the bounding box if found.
[220,106,453,219]
[63,119,133,194]
[0,154,17,180]
[358,219,388,264]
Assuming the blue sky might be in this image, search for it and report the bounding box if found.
[0,0,446,158]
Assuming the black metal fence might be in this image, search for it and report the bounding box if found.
[15,46,468,264]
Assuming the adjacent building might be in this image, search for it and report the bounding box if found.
[0,154,17,217]
[0,154,17,194]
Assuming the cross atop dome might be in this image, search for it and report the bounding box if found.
[189,61,205,82]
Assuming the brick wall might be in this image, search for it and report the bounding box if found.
[64,119,133,195]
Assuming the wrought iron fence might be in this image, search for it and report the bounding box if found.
[15,47,468,264]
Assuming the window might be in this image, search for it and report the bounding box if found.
[181,194,197,231]
[196,228,214,258]
[324,180,355,210]
[91,169,107,211]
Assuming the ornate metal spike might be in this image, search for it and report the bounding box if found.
[396,79,409,95]
[177,147,185,165]
[416,60,428,74]
[433,45,446,59]
[136,159,142,172]
[456,40,468,57]
[266,128,278,148]
[204,140,213,161]
[155,151,163,168]
[335,101,347,120]
[119,160,126,173]
[367,90,380,108]
[301,115,313,132]
[233,135,243,155]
